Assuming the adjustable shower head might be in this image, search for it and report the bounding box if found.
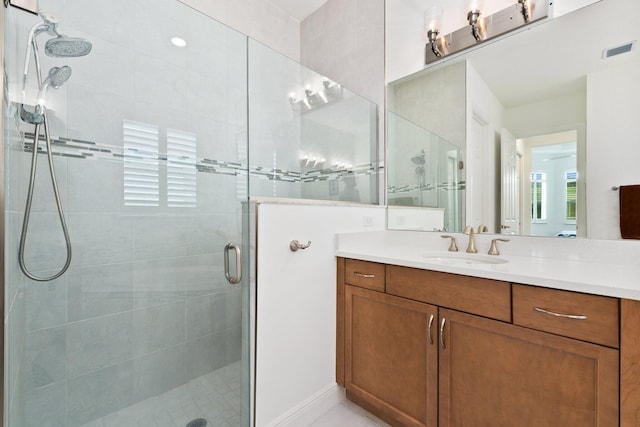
[37,66,72,107]
[46,66,72,88]
[21,12,91,105]
[45,36,92,57]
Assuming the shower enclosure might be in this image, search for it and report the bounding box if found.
[3,1,378,426]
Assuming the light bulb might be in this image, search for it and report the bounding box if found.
[462,0,485,13]
[424,6,443,33]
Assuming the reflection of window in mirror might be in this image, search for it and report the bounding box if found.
[527,139,578,237]
[530,172,547,223]
[565,171,577,223]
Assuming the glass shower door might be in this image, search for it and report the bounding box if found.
[3,1,251,426]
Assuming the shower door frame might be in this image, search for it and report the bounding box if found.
[0,2,6,425]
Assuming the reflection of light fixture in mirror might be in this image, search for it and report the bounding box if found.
[288,79,343,113]
[463,0,485,42]
[424,6,444,58]
[518,0,530,22]
[299,154,326,169]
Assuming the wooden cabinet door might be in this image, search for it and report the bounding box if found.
[439,308,619,427]
[345,285,438,427]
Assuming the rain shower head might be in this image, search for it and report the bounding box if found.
[411,154,426,165]
[45,36,92,57]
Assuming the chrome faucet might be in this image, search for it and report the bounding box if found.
[463,226,477,253]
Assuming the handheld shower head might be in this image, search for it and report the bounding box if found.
[45,36,92,57]
[46,66,72,88]
[37,66,72,107]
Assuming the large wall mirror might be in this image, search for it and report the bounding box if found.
[386,0,640,240]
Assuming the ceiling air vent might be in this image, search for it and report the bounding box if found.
[602,41,636,59]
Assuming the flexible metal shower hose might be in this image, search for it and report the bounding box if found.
[18,108,72,281]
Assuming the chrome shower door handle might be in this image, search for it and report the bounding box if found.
[224,243,242,285]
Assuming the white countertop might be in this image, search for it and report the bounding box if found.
[336,230,640,300]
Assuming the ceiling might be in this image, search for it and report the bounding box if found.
[268,0,329,21]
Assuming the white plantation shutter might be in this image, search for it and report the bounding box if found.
[167,129,197,207]
[124,120,159,206]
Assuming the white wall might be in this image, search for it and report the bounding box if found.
[587,60,640,239]
[300,0,386,202]
[389,61,466,148]
[300,0,385,109]
[466,61,504,233]
[179,0,301,61]
[254,202,385,427]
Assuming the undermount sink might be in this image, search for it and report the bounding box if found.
[422,252,508,265]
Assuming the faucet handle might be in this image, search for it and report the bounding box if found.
[441,235,459,252]
[488,238,510,255]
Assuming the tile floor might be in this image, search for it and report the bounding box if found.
[308,400,390,427]
[79,361,242,427]
[78,360,386,427]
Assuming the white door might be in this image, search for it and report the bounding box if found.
[500,128,519,234]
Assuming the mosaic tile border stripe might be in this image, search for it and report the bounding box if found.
[20,133,378,183]
[387,182,466,193]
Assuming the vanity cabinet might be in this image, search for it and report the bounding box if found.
[439,308,618,427]
[336,257,621,427]
[345,285,437,427]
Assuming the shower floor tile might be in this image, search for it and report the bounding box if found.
[80,361,242,427]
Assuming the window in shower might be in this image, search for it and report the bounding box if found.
[167,129,197,207]
[123,120,160,207]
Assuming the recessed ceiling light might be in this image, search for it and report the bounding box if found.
[171,37,187,47]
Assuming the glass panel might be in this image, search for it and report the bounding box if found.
[248,39,379,204]
[3,1,250,426]
[387,112,464,232]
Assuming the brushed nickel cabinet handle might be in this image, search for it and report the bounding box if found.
[428,314,435,345]
[354,272,375,279]
[533,306,588,320]
[439,318,446,349]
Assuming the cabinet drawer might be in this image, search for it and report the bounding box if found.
[345,259,386,292]
[513,285,619,348]
[386,265,511,322]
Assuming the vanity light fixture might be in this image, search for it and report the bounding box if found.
[463,0,485,42]
[424,6,444,58]
[425,0,548,65]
